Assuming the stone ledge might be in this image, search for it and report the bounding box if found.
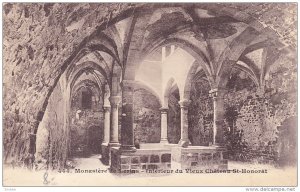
[110,148,172,173]
[171,146,228,170]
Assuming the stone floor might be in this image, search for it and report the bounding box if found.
[70,154,108,170]
[3,154,297,186]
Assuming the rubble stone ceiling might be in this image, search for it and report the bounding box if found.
[119,4,294,87]
[217,3,296,48]
[3,3,296,129]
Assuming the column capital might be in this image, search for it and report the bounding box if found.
[109,96,121,106]
[103,105,111,112]
[120,80,135,90]
[209,88,227,98]
[178,99,191,108]
[159,107,168,113]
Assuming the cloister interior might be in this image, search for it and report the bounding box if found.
[3,3,297,175]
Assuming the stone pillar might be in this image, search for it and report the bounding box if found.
[171,45,175,54]
[120,80,136,152]
[160,107,169,144]
[209,88,226,146]
[162,46,166,62]
[103,105,111,144]
[178,99,191,147]
[109,96,121,144]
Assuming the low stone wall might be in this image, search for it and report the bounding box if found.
[110,148,171,173]
[110,145,228,173]
[171,146,228,170]
[139,143,177,150]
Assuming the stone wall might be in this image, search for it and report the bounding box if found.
[133,88,161,144]
[224,57,296,165]
[187,53,296,166]
[188,76,213,146]
[132,86,185,145]
[3,3,133,165]
[34,81,68,170]
[168,89,181,144]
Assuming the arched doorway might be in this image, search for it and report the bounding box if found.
[70,79,104,157]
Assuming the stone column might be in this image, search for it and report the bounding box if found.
[162,46,166,62]
[120,80,136,152]
[160,107,169,144]
[103,105,111,144]
[178,99,191,147]
[109,96,121,144]
[209,88,226,146]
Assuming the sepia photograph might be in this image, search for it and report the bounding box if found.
[2,1,298,188]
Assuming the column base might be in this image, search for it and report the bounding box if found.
[108,142,121,148]
[119,145,137,152]
[101,143,110,165]
[160,138,169,144]
[178,139,191,148]
[102,142,120,166]
[210,143,225,147]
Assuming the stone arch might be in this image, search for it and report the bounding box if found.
[71,79,102,109]
[69,64,107,93]
[233,64,260,87]
[65,52,112,82]
[240,40,271,57]
[120,11,155,81]
[34,3,283,137]
[216,22,285,90]
[167,83,181,144]
[106,25,125,63]
[238,56,260,85]
[92,31,120,56]
[163,77,176,108]
[142,37,214,86]
[79,44,120,67]
[111,62,123,96]
[33,59,110,165]
[33,39,118,151]
[103,83,111,107]
[74,86,93,109]
[16,3,293,168]
[260,46,282,87]
[36,2,286,122]
[216,27,262,89]
[71,70,104,96]
[183,61,201,101]
[72,79,101,99]
[33,6,135,126]
[133,81,162,107]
